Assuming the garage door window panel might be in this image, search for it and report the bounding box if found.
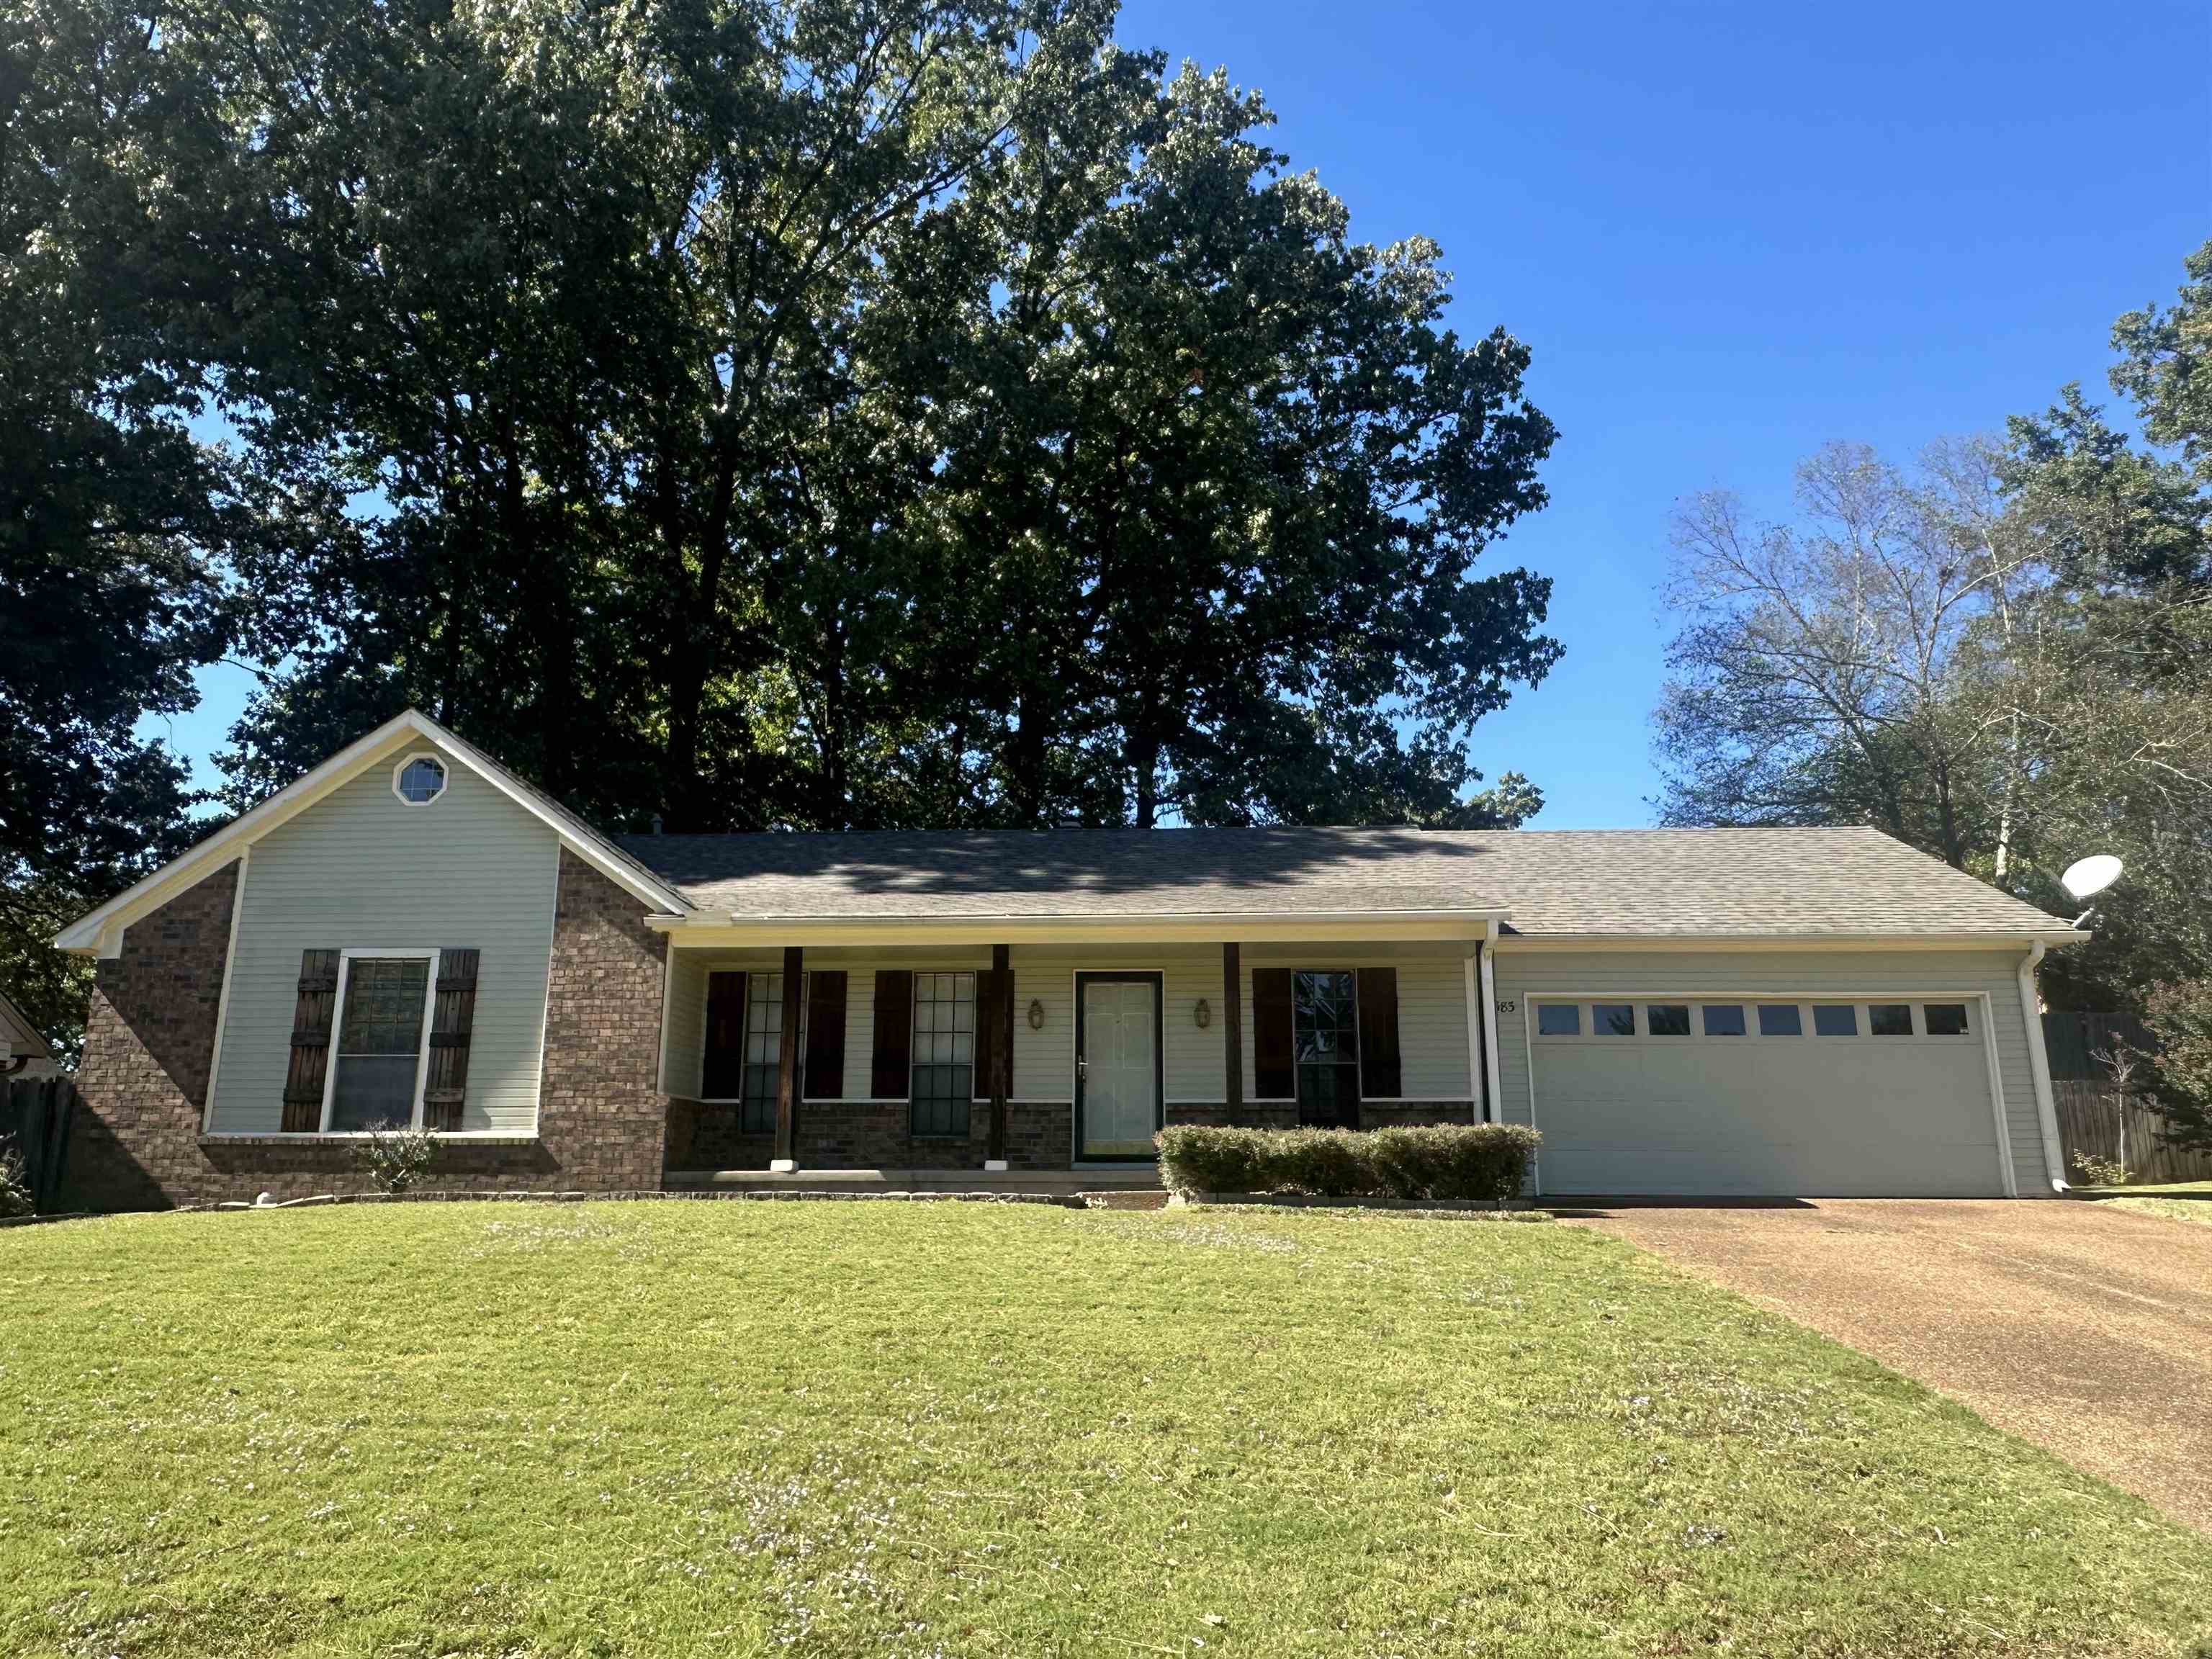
[1923,1002,1971,1036]
[1593,1003,1635,1036]
[1813,1004,1859,1038]
[1536,1004,1581,1038]
[1757,1004,1804,1036]
[1701,1004,1748,1037]
[1645,1004,1692,1037]
[1869,1003,1915,1037]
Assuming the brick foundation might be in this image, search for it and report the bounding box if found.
[675,1099,1075,1169]
[63,850,676,1210]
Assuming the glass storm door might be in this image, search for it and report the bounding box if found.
[1077,974,1161,1160]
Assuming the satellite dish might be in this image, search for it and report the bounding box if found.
[2061,855,2123,900]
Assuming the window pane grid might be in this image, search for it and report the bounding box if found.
[734,974,808,1134]
[911,973,974,1137]
[330,957,430,1132]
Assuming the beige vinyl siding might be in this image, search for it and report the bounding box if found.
[208,745,559,1134]
[660,940,1478,1106]
[1491,947,2049,1190]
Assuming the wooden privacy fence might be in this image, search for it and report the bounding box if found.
[2041,1011,2157,1080]
[2051,1079,2212,1185]
[1,1075,76,1214]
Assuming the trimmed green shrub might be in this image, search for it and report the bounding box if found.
[1156,1123,1539,1203]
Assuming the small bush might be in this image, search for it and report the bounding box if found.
[0,1136,33,1218]
[355,1123,439,1195]
[1156,1123,1539,1204]
[2069,1151,2131,1188]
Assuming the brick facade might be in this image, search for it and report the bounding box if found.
[63,850,676,1210]
[668,1097,1475,1172]
[536,849,670,1189]
[63,861,240,1211]
[674,1099,1075,1170]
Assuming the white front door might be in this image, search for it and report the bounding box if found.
[1078,974,1160,1159]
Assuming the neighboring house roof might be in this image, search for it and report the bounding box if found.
[619,823,2077,941]
[0,989,55,1064]
[54,709,690,955]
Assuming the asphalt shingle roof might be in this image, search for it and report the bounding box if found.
[613,824,2072,938]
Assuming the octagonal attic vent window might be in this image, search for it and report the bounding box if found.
[393,754,447,805]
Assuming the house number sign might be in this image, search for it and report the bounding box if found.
[1495,999,1516,1015]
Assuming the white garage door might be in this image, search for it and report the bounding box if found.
[1529,996,2007,1197]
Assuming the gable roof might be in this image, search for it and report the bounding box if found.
[0,989,55,1063]
[618,823,2077,941]
[55,709,689,954]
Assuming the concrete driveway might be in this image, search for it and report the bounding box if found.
[1567,1198,2212,1532]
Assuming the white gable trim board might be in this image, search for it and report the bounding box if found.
[56,709,685,958]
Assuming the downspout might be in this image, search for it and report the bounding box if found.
[1465,945,1488,1123]
[2017,941,2069,1193]
[1478,922,1505,1128]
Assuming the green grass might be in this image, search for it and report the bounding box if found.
[3,1203,2208,1658]
[2080,1179,2212,1228]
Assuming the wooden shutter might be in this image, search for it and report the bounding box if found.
[423,949,480,1131]
[1252,967,1295,1100]
[701,971,746,1100]
[871,970,913,1100]
[1357,966,1401,1100]
[803,971,847,1100]
[281,949,340,1132]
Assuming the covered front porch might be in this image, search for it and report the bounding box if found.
[650,916,1509,1182]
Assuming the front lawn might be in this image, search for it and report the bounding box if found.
[2080,1180,2212,1230]
[3,1203,2207,1657]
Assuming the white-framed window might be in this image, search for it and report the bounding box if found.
[392,752,449,805]
[910,971,975,1138]
[1923,1002,1972,1036]
[1867,1002,1915,1037]
[321,948,439,1131]
[701,970,807,1130]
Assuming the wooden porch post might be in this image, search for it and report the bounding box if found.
[773,945,802,1171]
[1223,941,1244,1120]
[986,943,1011,1167]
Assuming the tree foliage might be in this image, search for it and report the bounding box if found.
[1,0,258,1048]
[1655,240,2212,1146]
[4,0,1560,1053]
[204,0,1557,832]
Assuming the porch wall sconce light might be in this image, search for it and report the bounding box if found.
[1027,999,1046,1031]
[1194,997,1212,1029]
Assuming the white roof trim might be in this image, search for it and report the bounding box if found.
[0,988,54,1060]
[55,710,686,953]
[1491,930,2088,952]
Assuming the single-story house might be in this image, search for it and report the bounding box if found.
[55,709,2083,1208]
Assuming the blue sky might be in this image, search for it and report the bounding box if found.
[142,0,2211,827]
